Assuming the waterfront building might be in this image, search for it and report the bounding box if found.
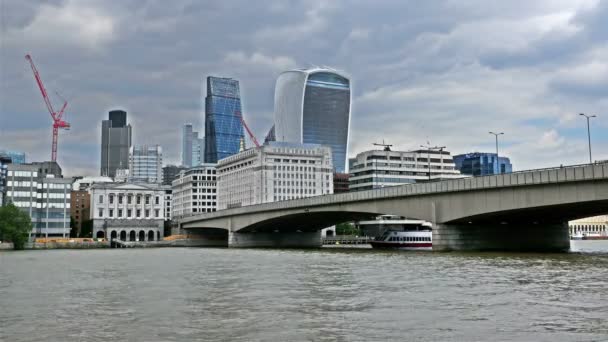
[333,173,350,193]
[162,165,186,186]
[89,182,165,241]
[569,215,607,238]
[101,110,132,178]
[182,124,204,167]
[0,150,26,164]
[204,76,244,163]
[5,162,72,238]
[273,68,351,173]
[162,185,173,222]
[453,152,512,176]
[217,142,333,210]
[129,145,163,184]
[171,164,217,219]
[70,190,90,237]
[349,148,463,191]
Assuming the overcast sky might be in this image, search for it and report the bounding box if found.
[1,0,607,176]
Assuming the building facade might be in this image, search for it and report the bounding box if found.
[182,124,205,167]
[89,183,165,241]
[453,152,513,176]
[204,76,245,163]
[5,162,72,238]
[129,145,163,183]
[162,165,186,186]
[349,148,464,191]
[171,164,217,219]
[333,173,350,193]
[217,142,334,210]
[273,68,351,173]
[0,150,26,164]
[569,215,607,238]
[101,110,132,178]
[70,190,90,237]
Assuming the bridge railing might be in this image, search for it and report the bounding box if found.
[180,162,608,223]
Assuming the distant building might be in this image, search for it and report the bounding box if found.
[349,148,463,191]
[217,142,333,210]
[70,190,90,237]
[162,165,186,186]
[569,215,607,238]
[5,161,72,238]
[273,68,351,173]
[101,110,132,178]
[0,150,26,164]
[204,76,244,163]
[89,183,166,241]
[0,154,11,206]
[453,152,512,176]
[129,145,163,184]
[171,164,217,219]
[161,185,172,222]
[182,124,204,167]
[72,176,113,191]
[333,173,350,193]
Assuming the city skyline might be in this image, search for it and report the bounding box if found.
[1,1,608,177]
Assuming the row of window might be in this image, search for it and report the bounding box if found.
[7,171,37,177]
[12,201,70,209]
[388,236,431,242]
[100,208,161,219]
[98,194,160,205]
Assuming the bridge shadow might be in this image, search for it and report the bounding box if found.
[237,211,382,233]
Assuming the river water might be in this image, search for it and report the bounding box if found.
[1,241,607,342]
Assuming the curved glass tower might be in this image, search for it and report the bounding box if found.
[273,68,351,173]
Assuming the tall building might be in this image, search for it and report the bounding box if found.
[182,124,204,167]
[70,190,90,237]
[171,164,217,219]
[162,165,186,186]
[349,148,464,191]
[204,76,244,163]
[217,142,334,210]
[129,145,163,184]
[453,152,512,176]
[5,161,72,238]
[101,110,132,178]
[273,68,351,173]
[90,183,166,241]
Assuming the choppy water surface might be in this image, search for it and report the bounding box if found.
[1,241,607,341]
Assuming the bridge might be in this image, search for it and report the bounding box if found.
[179,163,608,251]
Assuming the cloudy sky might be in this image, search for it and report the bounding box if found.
[1,0,607,176]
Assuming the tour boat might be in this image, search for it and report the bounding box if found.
[365,216,433,250]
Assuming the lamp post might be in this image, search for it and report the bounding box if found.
[489,132,504,174]
[579,113,596,163]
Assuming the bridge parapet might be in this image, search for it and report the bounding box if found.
[181,162,608,224]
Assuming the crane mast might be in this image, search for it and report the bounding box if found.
[25,54,70,162]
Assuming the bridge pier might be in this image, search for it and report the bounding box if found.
[228,231,322,248]
[433,222,570,252]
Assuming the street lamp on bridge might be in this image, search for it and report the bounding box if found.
[489,131,504,174]
[579,113,596,164]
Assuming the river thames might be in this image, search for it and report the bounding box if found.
[1,241,607,341]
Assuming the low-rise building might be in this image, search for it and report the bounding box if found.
[349,148,463,191]
[217,142,334,210]
[70,190,90,237]
[453,152,513,176]
[333,173,350,193]
[569,215,607,238]
[171,164,217,219]
[89,183,166,241]
[5,162,72,238]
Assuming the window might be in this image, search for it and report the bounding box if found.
[155,196,160,205]
[118,195,123,204]
[145,209,150,218]
[99,195,104,204]
[128,195,132,204]
[98,209,103,217]
[109,209,114,218]
[145,196,150,205]
[137,195,141,204]
[127,209,132,218]
[118,209,123,217]
[109,195,114,204]
[136,209,141,217]
[155,209,159,218]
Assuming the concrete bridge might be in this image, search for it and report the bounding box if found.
[179,163,608,251]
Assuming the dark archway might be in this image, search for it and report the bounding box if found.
[120,230,127,241]
[96,231,105,239]
[138,230,145,241]
[129,230,136,241]
[148,230,155,241]
[111,230,117,240]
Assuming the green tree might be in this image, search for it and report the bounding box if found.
[79,219,93,238]
[336,222,360,236]
[0,203,33,250]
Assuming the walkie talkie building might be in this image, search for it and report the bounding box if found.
[273,68,351,173]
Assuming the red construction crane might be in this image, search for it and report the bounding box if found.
[236,110,260,148]
[25,54,70,162]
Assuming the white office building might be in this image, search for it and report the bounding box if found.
[90,182,165,241]
[129,145,163,184]
[217,142,334,210]
[171,164,217,219]
[349,148,464,191]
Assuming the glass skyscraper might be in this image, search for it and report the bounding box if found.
[453,152,513,176]
[204,76,244,163]
[273,68,351,173]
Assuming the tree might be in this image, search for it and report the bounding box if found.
[0,203,33,250]
[336,222,360,236]
[80,219,93,238]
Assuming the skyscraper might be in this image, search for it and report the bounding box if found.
[181,124,204,167]
[204,76,244,163]
[273,68,351,173]
[101,110,132,178]
[453,152,513,176]
[129,145,163,183]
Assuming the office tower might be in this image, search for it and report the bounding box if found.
[162,165,186,186]
[0,150,26,164]
[181,124,204,167]
[204,76,244,163]
[128,145,163,184]
[171,164,217,218]
[101,110,132,178]
[453,152,513,176]
[273,68,351,173]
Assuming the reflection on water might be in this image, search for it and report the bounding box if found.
[0,241,607,341]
